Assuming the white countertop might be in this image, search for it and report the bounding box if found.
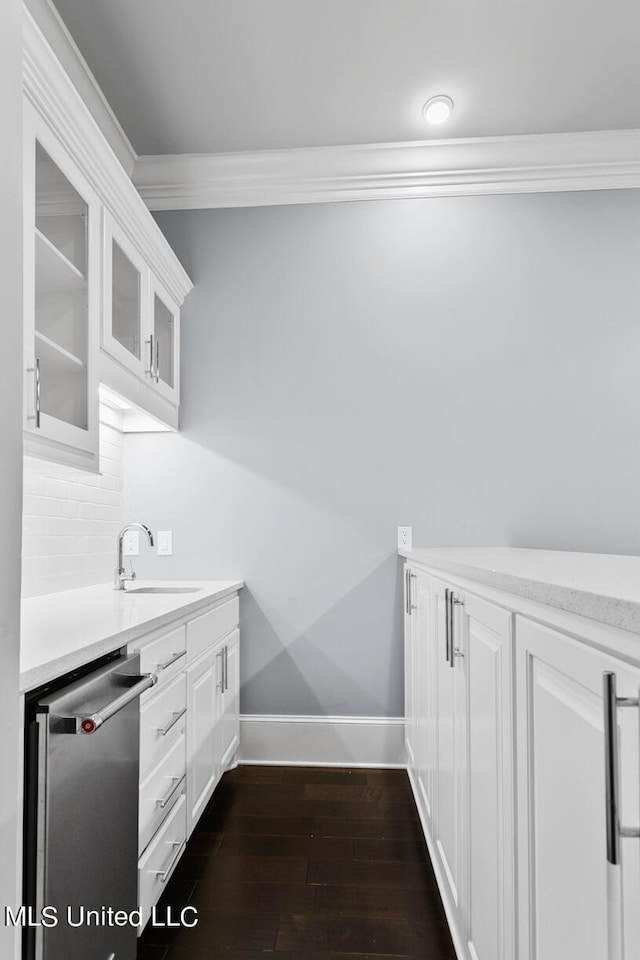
[400,547,640,635]
[20,580,244,693]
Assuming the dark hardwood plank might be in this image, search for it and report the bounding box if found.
[218,834,353,860]
[303,784,408,803]
[353,837,429,863]
[200,813,316,837]
[190,879,315,915]
[183,853,309,885]
[307,858,437,889]
[210,795,418,821]
[136,946,169,960]
[142,909,279,951]
[165,951,298,960]
[275,913,456,957]
[313,883,447,921]
[313,816,423,841]
[185,831,223,856]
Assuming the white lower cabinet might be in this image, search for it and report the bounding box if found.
[131,594,241,931]
[515,616,640,960]
[185,644,219,835]
[406,561,640,960]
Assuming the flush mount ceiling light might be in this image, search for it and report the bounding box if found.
[422,95,454,125]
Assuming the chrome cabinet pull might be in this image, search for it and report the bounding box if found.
[216,648,224,689]
[452,596,464,662]
[224,644,229,692]
[35,357,41,428]
[405,569,411,616]
[146,334,155,377]
[157,707,186,737]
[154,839,186,882]
[27,359,41,427]
[157,650,186,672]
[445,588,451,663]
[156,775,185,809]
[155,338,160,383]
[603,672,640,865]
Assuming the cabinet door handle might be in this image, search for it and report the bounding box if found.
[146,334,155,377]
[445,588,451,663]
[155,338,160,383]
[452,596,464,663]
[157,707,186,737]
[216,648,224,689]
[603,672,640,865]
[405,569,411,616]
[224,644,229,692]
[28,359,41,428]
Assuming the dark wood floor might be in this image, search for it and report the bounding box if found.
[137,766,455,960]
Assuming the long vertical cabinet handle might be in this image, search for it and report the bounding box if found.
[146,333,155,378]
[34,358,41,428]
[155,339,160,383]
[444,588,451,663]
[406,569,411,616]
[603,672,640,866]
[224,645,228,692]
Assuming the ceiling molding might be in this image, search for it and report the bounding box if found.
[134,131,640,210]
[25,0,138,177]
[23,7,192,304]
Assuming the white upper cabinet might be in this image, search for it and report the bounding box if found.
[22,8,192,467]
[102,213,181,411]
[23,101,100,470]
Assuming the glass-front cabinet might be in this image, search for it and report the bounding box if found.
[23,102,100,469]
[103,213,180,407]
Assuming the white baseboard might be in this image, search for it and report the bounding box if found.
[239,714,405,768]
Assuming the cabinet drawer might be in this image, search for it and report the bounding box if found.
[138,793,186,931]
[187,597,239,663]
[134,624,186,686]
[140,671,186,778]
[139,730,186,855]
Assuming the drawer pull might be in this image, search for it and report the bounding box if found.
[156,650,186,672]
[156,775,185,809]
[153,839,186,882]
[157,708,186,737]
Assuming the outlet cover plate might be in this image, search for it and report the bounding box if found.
[397,526,412,550]
[122,530,140,556]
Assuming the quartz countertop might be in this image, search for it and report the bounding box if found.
[20,579,244,693]
[399,547,640,635]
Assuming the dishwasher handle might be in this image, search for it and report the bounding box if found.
[80,673,157,733]
[51,672,157,734]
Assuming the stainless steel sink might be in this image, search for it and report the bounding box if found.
[125,586,202,595]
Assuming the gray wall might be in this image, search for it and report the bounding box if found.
[125,191,640,718]
[1,0,24,953]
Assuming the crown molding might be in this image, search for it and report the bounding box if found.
[24,0,138,177]
[23,7,192,304]
[134,130,640,211]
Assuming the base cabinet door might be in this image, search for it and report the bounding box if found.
[432,577,467,928]
[185,648,218,837]
[411,569,437,833]
[515,616,640,960]
[218,629,240,771]
[462,593,514,960]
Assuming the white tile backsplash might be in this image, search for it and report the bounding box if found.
[21,410,125,598]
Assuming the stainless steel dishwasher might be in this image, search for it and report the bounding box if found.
[24,652,156,960]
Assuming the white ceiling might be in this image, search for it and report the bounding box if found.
[52,0,640,156]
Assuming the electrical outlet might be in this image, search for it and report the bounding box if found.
[122,530,139,556]
[157,531,173,556]
[397,526,412,550]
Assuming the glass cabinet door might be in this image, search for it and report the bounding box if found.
[103,212,148,378]
[151,285,180,402]
[24,102,99,469]
[34,142,89,432]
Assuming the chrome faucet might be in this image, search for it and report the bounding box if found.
[115,523,154,590]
